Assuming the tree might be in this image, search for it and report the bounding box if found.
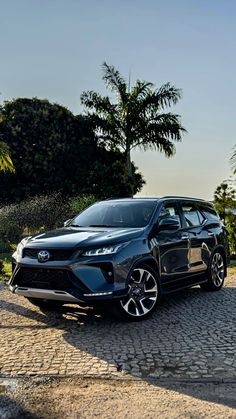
[0,114,15,173]
[81,62,186,186]
[214,181,236,224]
[214,180,236,254]
[0,98,144,203]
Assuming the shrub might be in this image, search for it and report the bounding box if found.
[70,194,97,215]
[0,193,100,243]
[0,193,71,242]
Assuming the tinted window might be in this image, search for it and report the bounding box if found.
[198,210,205,224]
[158,204,181,224]
[70,201,157,228]
[199,205,220,222]
[182,205,202,227]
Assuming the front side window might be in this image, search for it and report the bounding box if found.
[158,204,181,224]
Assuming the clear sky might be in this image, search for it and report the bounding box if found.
[1,0,236,200]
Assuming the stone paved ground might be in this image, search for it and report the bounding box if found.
[0,272,236,380]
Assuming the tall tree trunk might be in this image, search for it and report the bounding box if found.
[125,146,133,196]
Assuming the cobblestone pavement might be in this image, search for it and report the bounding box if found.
[0,272,236,380]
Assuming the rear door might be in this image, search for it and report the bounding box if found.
[179,201,215,273]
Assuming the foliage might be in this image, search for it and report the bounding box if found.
[0,191,130,244]
[0,254,12,281]
[0,141,15,173]
[0,193,71,242]
[214,181,236,224]
[214,180,236,254]
[0,98,144,203]
[81,62,186,185]
[70,194,97,214]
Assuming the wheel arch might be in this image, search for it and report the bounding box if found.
[127,256,160,282]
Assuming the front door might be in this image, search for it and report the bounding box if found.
[155,202,191,283]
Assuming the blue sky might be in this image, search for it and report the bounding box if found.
[1,0,236,199]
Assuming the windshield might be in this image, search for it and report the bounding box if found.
[70,201,157,228]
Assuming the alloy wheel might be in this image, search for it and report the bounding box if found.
[211,252,224,287]
[120,267,158,318]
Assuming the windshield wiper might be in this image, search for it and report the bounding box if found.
[70,224,82,227]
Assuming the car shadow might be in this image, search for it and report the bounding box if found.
[1,285,236,410]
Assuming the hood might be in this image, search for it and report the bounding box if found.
[24,226,145,249]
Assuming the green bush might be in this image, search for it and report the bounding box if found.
[70,194,97,215]
[0,193,71,242]
[0,193,100,243]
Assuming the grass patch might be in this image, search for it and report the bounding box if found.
[230,259,236,273]
[0,252,12,281]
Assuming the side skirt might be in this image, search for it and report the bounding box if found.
[161,274,207,294]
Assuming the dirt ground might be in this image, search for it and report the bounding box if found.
[1,377,236,419]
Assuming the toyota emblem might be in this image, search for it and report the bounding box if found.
[38,250,50,263]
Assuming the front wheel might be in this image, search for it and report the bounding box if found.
[201,251,225,291]
[115,264,160,321]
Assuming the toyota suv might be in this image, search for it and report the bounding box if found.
[9,197,230,321]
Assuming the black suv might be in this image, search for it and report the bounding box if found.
[9,197,229,321]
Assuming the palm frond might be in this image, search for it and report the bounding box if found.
[102,62,126,91]
[135,134,176,157]
[102,62,128,105]
[142,83,182,110]
[151,113,187,140]
[80,91,114,114]
[130,80,154,100]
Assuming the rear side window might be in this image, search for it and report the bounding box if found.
[199,205,220,222]
[181,204,203,227]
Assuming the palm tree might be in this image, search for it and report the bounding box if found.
[81,62,186,182]
[0,141,15,173]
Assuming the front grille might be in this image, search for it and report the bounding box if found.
[14,268,89,293]
[18,268,72,290]
[23,248,74,261]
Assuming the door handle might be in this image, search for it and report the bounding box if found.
[181,234,189,240]
[208,232,214,237]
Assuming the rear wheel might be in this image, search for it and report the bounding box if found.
[115,264,160,321]
[201,251,225,291]
[26,297,64,310]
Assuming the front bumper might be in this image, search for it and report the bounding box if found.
[9,254,130,303]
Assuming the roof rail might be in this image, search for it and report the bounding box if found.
[161,196,206,201]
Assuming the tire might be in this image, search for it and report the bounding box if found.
[114,264,160,321]
[26,297,64,310]
[200,250,225,291]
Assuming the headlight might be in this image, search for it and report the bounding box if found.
[82,243,128,257]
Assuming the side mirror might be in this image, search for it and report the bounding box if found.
[64,219,71,227]
[158,218,180,231]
